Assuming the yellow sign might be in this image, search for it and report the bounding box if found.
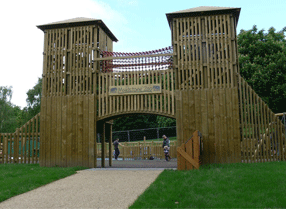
[109,84,162,95]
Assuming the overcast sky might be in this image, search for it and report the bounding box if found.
[0,0,285,108]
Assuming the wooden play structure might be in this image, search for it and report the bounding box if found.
[0,6,285,169]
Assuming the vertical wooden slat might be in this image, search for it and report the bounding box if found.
[78,95,83,166]
[219,88,228,163]
[31,119,35,163]
[82,95,89,167]
[232,88,241,163]
[226,88,234,163]
[175,90,183,147]
[89,94,96,168]
[101,123,106,168]
[207,89,216,163]
[14,129,19,164]
[213,89,220,163]
[182,90,190,169]
[35,115,39,163]
[66,96,72,166]
[201,89,209,164]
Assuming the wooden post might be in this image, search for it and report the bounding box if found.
[14,129,19,163]
[109,124,112,166]
[101,122,105,168]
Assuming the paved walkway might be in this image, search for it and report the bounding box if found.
[0,160,176,209]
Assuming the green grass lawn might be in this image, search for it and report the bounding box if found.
[130,161,286,208]
[0,164,87,203]
[2,161,285,208]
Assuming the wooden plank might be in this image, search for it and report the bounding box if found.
[61,96,67,167]
[219,88,228,163]
[182,90,190,169]
[175,90,183,146]
[109,124,113,167]
[77,95,83,166]
[14,129,19,164]
[50,96,57,166]
[201,89,209,164]
[232,88,241,163]
[226,88,234,163]
[194,90,202,134]
[46,97,51,167]
[9,133,12,163]
[193,131,200,168]
[56,96,62,166]
[66,96,72,166]
[71,96,77,166]
[238,76,245,162]
[89,94,96,168]
[249,88,255,162]
[213,89,221,163]
[257,94,264,162]
[82,95,89,167]
[101,123,105,168]
[35,114,39,164]
[31,119,35,163]
[40,97,46,166]
[4,134,7,163]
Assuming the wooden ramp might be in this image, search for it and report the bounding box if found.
[177,130,201,170]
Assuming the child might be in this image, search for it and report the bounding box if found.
[164,146,171,161]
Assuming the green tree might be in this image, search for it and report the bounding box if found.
[0,86,22,133]
[25,77,42,119]
[238,25,286,113]
[112,114,158,131]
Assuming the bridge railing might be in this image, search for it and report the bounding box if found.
[97,140,177,160]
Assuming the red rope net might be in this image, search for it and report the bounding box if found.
[100,46,173,72]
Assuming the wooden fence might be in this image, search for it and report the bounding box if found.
[0,113,40,164]
[97,140,177,160]
[238,75,286,163]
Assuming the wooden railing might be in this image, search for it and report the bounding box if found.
[238,75,286,163]
[97,140,177,160]
[0,113,40,164]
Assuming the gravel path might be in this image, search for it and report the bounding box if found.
[0,164,175,209]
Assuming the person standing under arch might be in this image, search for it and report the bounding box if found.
[113,138,124,160]
[162,135,171,161]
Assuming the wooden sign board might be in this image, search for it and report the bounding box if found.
[109,84,161,95]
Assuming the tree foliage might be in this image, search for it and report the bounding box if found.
[25,78,42,119]
[238,25,286,113]
[0,86,22,133]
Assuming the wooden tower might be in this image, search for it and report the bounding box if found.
[37,18,117,167]
[168,6,285,165]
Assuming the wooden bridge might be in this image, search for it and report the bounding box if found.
[1,6,285,168]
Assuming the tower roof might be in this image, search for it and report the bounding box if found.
[37,17,118,42]
[166,6,241,26]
